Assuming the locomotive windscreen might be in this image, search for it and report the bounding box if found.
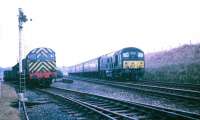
[122,51,144,59]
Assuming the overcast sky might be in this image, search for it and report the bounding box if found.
[0,0,200,68]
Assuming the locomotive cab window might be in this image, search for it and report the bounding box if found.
[122,52,129,58]
[138,52,144,58]
[48,54,55,60]
[51,53,55,59]
[28,54,37,60]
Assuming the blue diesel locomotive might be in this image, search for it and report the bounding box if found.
[67,47,145,80]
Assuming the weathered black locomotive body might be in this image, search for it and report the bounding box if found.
[67,47,145,80]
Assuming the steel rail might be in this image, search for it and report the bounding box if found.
[68,76,200,91]
[68,76,200,101]
[46,87,200,120]
[38,89,128,120]
[19,101,29,120]
[136,80,200,91]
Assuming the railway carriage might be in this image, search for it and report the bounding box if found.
[83,58,99,77]
[67,47,145,81]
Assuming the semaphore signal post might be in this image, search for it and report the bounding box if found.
[18,8,30,115]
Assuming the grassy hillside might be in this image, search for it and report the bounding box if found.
[144,44,200,84]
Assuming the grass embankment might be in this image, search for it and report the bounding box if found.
[144,63,200,84]
[144,44,200,84]
[0,83,20,120]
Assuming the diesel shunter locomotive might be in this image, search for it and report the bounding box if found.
[4,47,56,87]
[26,47,56,86]
[67,47,145,80]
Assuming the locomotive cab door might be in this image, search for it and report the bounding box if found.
[114,55,118,67]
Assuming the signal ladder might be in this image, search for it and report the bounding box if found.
[18,71,29,120]
[19,71,26,93]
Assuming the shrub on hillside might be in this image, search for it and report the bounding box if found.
[143,63,200,84]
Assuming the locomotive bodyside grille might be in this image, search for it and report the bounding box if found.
[123,60,144,69]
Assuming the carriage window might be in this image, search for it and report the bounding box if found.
[122,52,129,58]
[138,52,144,58]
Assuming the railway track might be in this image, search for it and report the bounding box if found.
[38,87,200,120]
[67,76,200,102]
[37,89,132,120]
[134,80,200,92]
[20,100,29,120]
[66,76,200,92]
